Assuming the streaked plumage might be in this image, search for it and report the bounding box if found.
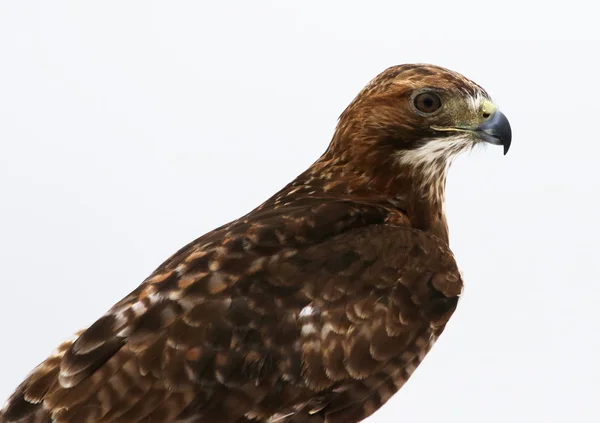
[1,64,511,423]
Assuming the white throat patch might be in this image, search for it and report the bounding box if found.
[395,135,473,201]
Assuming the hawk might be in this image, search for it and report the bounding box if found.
[1,64,511,423]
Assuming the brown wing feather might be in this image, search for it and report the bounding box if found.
[1,200,461,423]
[269,224,461,423]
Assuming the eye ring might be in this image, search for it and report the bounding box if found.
[413,92,442,114]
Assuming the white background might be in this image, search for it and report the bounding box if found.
[1,2,599,422]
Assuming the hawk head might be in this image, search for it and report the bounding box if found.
[326,64,511,201]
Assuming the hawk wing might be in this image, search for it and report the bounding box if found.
[1,200,462,423]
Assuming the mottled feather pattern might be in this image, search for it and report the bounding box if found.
[2,200,461,423]
[1,63,503,423]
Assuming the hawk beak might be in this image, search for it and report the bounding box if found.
[475,110,512,155]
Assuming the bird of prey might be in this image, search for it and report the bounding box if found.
[1,64,511,423]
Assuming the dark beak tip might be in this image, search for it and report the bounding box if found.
[503,138,511,155]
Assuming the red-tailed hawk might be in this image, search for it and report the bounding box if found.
[1,64,511,423]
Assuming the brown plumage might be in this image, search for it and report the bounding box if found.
[1,64,511,423]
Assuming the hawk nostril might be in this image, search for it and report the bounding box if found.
[482,112,491,119]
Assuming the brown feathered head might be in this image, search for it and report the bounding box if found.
[323,64,511,200]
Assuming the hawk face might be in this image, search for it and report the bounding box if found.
[329,63,511,201]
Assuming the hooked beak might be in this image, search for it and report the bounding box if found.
[475,110,512,155]
[431,109,512,155]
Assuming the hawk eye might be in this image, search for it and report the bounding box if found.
[414,92,442,114]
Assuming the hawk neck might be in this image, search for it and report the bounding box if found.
[262,154,451,244]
